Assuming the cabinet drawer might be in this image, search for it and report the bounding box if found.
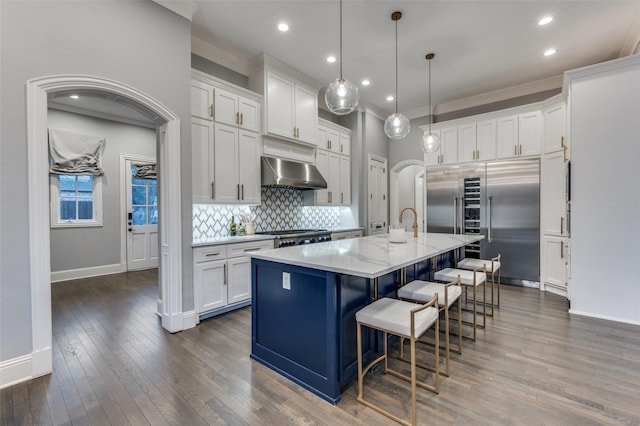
[226,240,274,258]
[193,246,227,263]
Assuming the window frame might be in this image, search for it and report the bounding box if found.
[50,174,103,228]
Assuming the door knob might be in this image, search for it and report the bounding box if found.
[128,228,132,232]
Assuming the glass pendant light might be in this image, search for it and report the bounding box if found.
[325,0,359,115]
[384,11,410,140]
[422,53,441,153]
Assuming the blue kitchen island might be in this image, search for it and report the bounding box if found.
[249,232,483,404]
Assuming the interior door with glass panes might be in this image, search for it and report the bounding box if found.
[126,160,158,270]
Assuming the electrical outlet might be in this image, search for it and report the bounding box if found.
[282,272,291,290]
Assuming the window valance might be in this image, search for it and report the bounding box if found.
[48,128,105,175]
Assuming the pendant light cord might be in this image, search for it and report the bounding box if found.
[428,58,432,132]
[339,0,343,80]
[394,18,398,114]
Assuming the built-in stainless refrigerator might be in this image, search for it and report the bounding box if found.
[426,159,540,285]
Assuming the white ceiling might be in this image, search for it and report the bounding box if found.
[191,0,640,117]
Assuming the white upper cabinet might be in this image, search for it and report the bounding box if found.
[214,88,259,132]
[263,70,318,145]
[340,132,351,155]
[543,102,567,156]
[496,115,519,159]
[518,111,542,157]
[475,119,496,161]
[441,126,458,165]
[191,79,214,120]
[339,154,351,205]
[541,150,568,236]
[458,122,477,163]
[192,117,215,203]
[311,119,352,206]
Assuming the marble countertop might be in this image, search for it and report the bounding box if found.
[327,227,364,233]
[248,232,484,279]
[193,234,275,247]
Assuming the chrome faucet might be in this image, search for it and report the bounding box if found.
[399,207,419,238]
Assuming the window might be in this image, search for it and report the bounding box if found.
[131,165,158,225]
[50,174,103,227]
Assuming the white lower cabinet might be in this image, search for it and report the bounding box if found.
[194,239,273,319]
[542,236,569,295]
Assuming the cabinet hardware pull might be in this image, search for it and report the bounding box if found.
[237,183,240,200]
[293,127,297,137]
[211,182,215,199]
[224,264,227,285]
[560,242,564,259]
[477,149,480,159]
[562,144,567,163]
[328,191,332,203]
[327,140,330,149]
[235,111,239,125]
[210,105,214,120]
[205,252,220,257]
[519,144,523,155]
[297,127,300,138]
[244,247,260,252]
[341,144,343,153]
[560,136,564,148]
[514,145,517,156]
[240,113,244,126]
[241,184,244,200]
[341,192,343,203]
[560,216,564,234]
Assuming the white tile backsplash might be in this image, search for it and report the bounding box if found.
[193,187,341,239]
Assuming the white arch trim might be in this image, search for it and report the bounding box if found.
[390,159,426,229]
[26,75,184,380]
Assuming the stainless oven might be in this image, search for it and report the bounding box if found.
[257,229,332,248]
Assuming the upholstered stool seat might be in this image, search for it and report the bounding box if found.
[457,254,502,312]
[434,267,486,341]
[398,279,462,376]
[356,297,439,426]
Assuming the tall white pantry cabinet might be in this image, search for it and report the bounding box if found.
[191,70,262,205]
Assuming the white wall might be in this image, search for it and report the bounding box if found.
[568,56,640,325]
[0,1,192,363]
[48,110,156,273]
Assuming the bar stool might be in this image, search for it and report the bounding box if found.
[434,267,486,341]
[457,254,501,313]
[356,296,439,426]
[397,278,462,377]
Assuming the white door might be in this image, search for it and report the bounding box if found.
[368,156,388,235]
[126,159,159,270]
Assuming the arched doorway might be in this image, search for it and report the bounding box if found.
[26,75,184,379]
[390,160,426,231]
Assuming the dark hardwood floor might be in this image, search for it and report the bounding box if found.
[2,270,639,425]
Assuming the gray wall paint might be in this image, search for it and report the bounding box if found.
[0,0,192,362]
[360,112,389,233]
[191,54,249,88]
[48,110,156,272]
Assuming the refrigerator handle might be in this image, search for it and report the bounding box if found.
[459,196,464,234]
[453,197,457,234]
[488,196,493,243]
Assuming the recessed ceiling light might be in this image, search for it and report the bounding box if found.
[538,16,553,26]
[386,95,394,102]
[278,23,289,32]
[69,94,79,99]
[361,79,370,86]
[544,48,556,56]
[326,56,336,63]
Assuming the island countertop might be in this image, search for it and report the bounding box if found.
[248,232,484,279]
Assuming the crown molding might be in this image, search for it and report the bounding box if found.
[563,53,640,93]
[191,36,251,76]
[152,0,199,21]
[620,7,640,56]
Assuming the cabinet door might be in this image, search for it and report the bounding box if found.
[191,117,215,203]
[238,130,261,204]
[441,127,458,165]
[214,88,239,127]
[476,119,496,161]
[542,236,568,290]
[317,126,329,148]
[315,149,329,204]
[339,155,351,205]
[326,128,340,152]
[191,80,213,120]
[542,150,567,236]
[543,103,566,155]
[519,111,542,157]
[227,256,251,304]
[266,71,295,140]
[213,123,240,203]
[294,84,319,145]
[327,152,340,204]
[340,132,351,156]
[424,129,441,166]
[458,122,477,163]
[238,97,259,132]
[195,259,227,313]
[496,115,519,159]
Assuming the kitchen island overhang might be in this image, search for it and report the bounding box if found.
[249,233,484,404]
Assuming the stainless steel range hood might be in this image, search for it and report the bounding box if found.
[261,156,327,190]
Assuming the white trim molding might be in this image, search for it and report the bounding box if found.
[191,36,251,76]
[26,74,185,385]
[51,263,124,283]
[152,0,199,21]
[0,354,33,390]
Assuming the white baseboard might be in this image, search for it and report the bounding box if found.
[51,263,125,283]
[0,354,32,389]
[183,310,197,330]
[569,309,640,327]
